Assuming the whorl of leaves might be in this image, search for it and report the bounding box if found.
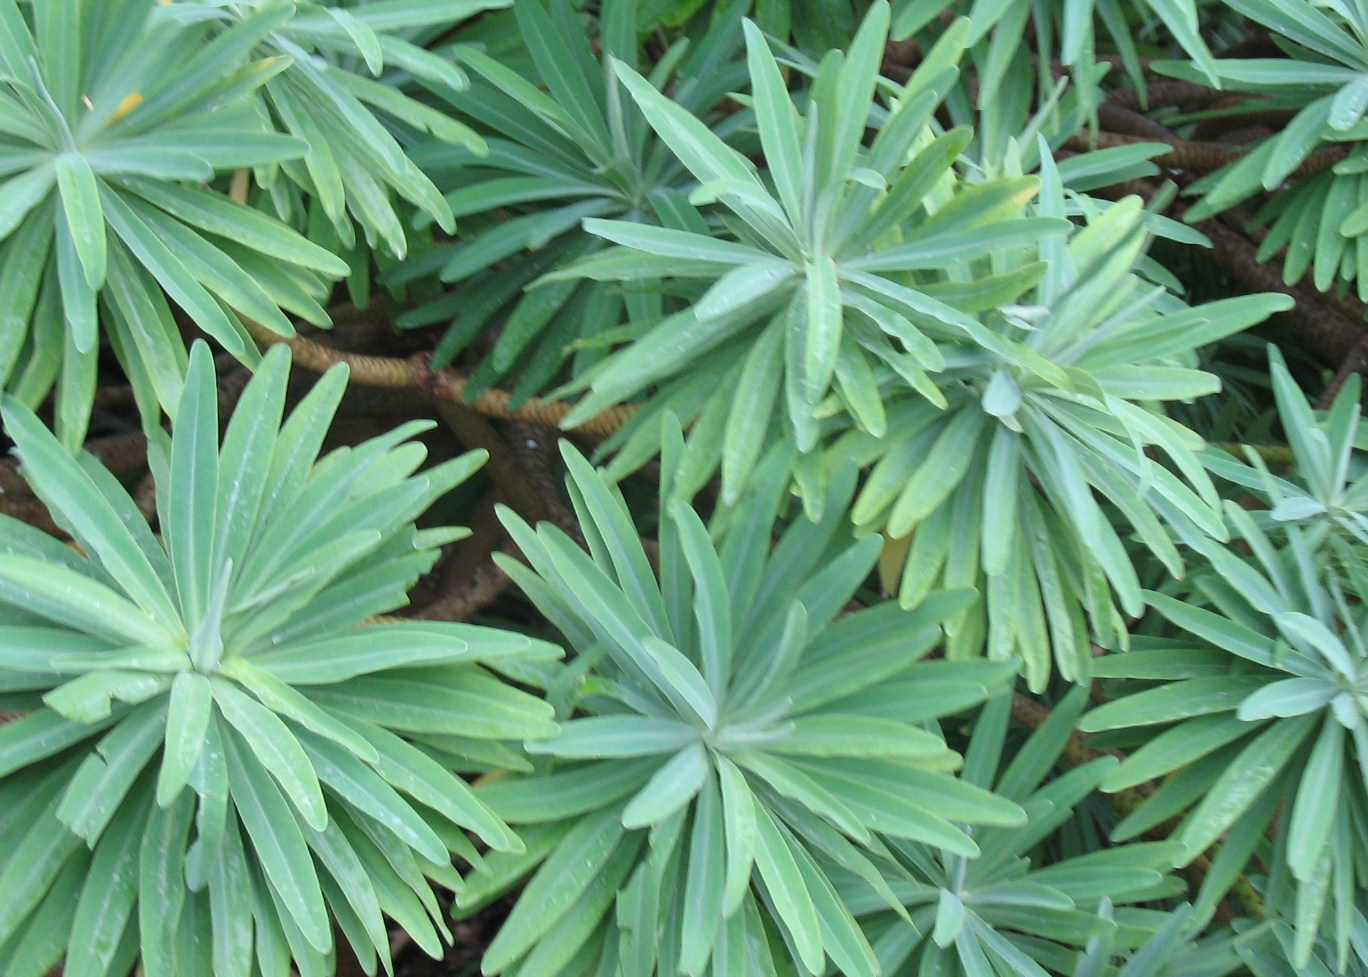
[463,429,1025,977]
[0,343,562,977]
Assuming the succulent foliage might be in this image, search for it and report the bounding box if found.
[846,688,1228,977]
[392,0,747,400]
[1159,0,1368,296]
[0,1,1359,976]
[556,4,1070,502]
[0,343,562,977]
[162,0,498,258]
[843,171,1290,689]
[1082,517,1368,970]
[0,0,351,444]
[465,431,1025,977]
[1203,347,1368,575]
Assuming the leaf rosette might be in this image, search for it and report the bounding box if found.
[844,169,1291,689]
[1157,0,1368,297]
[462,430,1025,977]
[0,342,561,977]
[1203,347,1368,580]
[1081,508,1368,971]
[551,4,1070,502]
[161,0,500,259]
[389,0,747,400]
[846,688,1209,977]
[0,0,358,445]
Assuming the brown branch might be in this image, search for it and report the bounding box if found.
[1105,79,1224,113]
[244,318,635,440]
[1317,331,1368,409]
[1203,216,1367,366]
[412,485,513,623]
[434,402,556,525]
[1062,129,1348,178]
[1096,103,1178,141]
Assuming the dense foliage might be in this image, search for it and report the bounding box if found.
[0,1,1366,976]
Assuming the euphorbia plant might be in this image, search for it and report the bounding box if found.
[553,3,1068,503]
[0,0,351,445]
[392,0,748,400]
[1082,351,1368,971]
[0,343,561,977]
[839,171,1290,689]
[462,430,1025,977]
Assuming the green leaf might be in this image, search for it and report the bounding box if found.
[1273,611,1356,677]
[980,426,1024,581]
[887,408,989,537]
[122,179,349,277]
[223,732,332,954]
[680,775,726,976]
[803,255,842,404]
[101,189,243,352]
[622,740,709,828]
[1103,713,1252,791]
[157,671,213,807]
[669,499,735,691]
[511,830,641,977]
[562,306,754,427]
[3,398,180,630]
[823,0,889,185]
[54,153,106,289]
[482,805,626,972]
[721,320,784,501]
[1331,75,1368,130]
[583,218,763,265]
[513,0,610,152]
[637,634,719,727]
[207,813,256,977]
[1143,591,1279,666]
[0,784,86,947]
[933,888,966,947]
[64,796,146,977]
[57,700,166,841]
[753,804,824,974]
[309,668,556,741]
[1262,96,1333,189]
[138,794,195,977]
[43,668,171,723]
[0,165,55,238]
[0,554,170,646]
[611,59,760,189]
[773,715,950,759]
[743,19,804,223]
[1174,713,1317,863]
[165,344,220,623]
[694,260,795,321]
[1285,717,1342,880]
[475,759,657,824]
[218,659,378,765]
[558,441,671,638]
[527,715,698,758]
[1080,676,1272,731]
[735,749,871,844]
[1236,677,1338,721]
[717,755,758,917]
[301,732,446,865]
[306,819,389,971]
[354,722,522,852]
[214,680,327,832]
[251,624,493,684]
[791,761,979,854]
